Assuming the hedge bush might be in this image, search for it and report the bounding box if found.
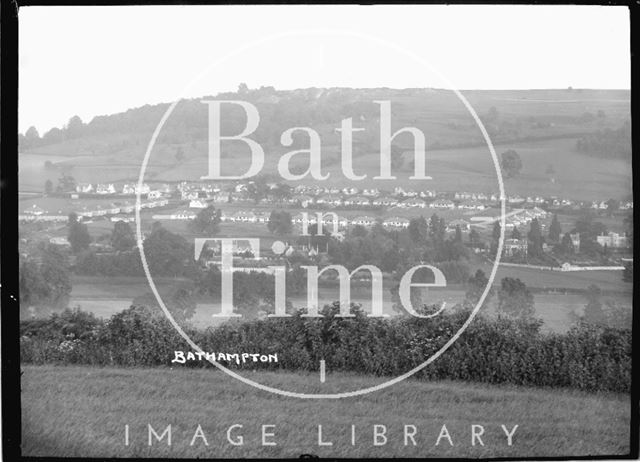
[20,304,631,393]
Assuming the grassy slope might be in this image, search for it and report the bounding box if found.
[19,89,631,200]
[21,365,630,458]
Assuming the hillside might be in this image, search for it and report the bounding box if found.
[19,87,631,200]
[22,365,630,458]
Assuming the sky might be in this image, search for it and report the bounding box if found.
[19,4,630,134]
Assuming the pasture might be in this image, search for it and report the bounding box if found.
[19,89,631,201]
[21,365,631,458]
[60,264,633,333]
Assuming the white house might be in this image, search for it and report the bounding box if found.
[400,198,427,209]
[351,216,377,227]
[96,183,116,195]
[383,216,410,228]
[189,199,208,209]
[76,183,93,194]
[24,204,45,215]
[429,199,455,210]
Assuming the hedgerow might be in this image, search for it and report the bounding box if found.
[20,304,631,393]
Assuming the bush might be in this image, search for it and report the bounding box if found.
[20,304,631,392]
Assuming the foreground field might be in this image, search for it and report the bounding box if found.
[21,365,630,458]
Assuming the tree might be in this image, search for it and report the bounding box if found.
[511,226,522,240]
[44,179,53,194]
[559,232,575,254]
[267,210,293,235]
[142,225,193,277]
[469,228,481,245]
[454,225,463,243]
[527,218,544,258]
[68,214,91,253]
[492,222,501,242]
[549,214,562,242]
[465,269,494,306]
[605,199,619,217]
[497,277,535,318]
[408,216,428,244]
[190,205,221,234]
[25,126,40,143]
[501,149,523,178]
[111,220,136,251]
[20,245,72,311]
[57,173,76,192]
[65,115,84,139]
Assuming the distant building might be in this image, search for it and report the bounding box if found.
[503,238,528,257]
[596,232,628,249]
[383,216,410,228]
[189,199,208,209]
[429,199,455,210]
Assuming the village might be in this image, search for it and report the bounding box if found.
[18,176,633,270]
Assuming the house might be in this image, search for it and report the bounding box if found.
[181,190,200,201]
[454,192,473,200]
[343,196,371,207]
[96,183,116,195]
[210,193,229,203]
[76,183,93,193]
[447,219,470,232]
[231,210,257,223]
[171,210,197,220]
[596,232,628,248]
[146,199,168,208]
[383,216,410,228]
[342,187,359,196]
[351,216,377,227]
[110,216,135,223]
[503,238,528,257]
[147,190,163,200]
[24,204,45,215]
[620,201,634,210]
[429,199,455,210]
[372,196,399,208]
[362,188,380,197]
[458,201,486,211]
[122,183,150,195]
[400,197,427,209]
[316,194,342,207]
[291,194,314,208]
[508,195,526,204]
[49,237,71,247]
[254,211,270,224]
[189,199,208,209]
[419,190,436,198]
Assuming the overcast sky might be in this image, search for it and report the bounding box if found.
[19,5,630,134]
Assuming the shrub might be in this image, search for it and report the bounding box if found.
[20,304,631,392]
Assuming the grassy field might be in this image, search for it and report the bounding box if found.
[19,89,631,200]
[21,365,631,458]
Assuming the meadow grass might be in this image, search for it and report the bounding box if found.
[21,365,631,458]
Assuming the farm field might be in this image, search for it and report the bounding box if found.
[19,87,632,202]
[21,365,631,458]
[60,266,633,333]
